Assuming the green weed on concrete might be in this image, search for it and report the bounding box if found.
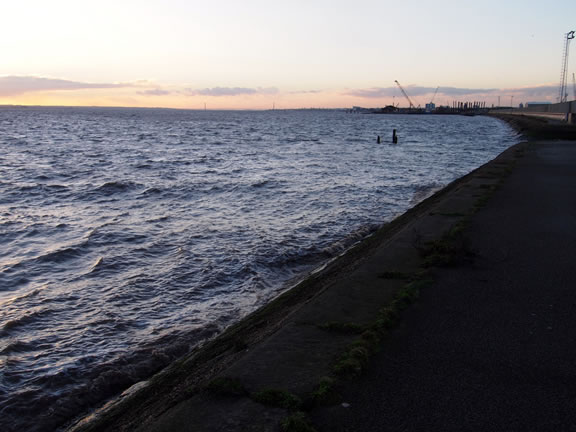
[307,376,337,406]
[281,412,318,432]
[420,220,472,267]
[252,389,302,410]
[331,277,432,379]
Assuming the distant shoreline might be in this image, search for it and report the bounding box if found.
[0,104,348,112]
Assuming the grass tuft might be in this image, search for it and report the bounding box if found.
[374,306,399,331]
[331,276,432,379]
[308,376,337,406]
[252,389,302,410]
[391,281,420,310]
[332,356,365,377]
[281,412,318,432]
[420,220,472,268]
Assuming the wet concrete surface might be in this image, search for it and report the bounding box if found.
[311,140,576,431]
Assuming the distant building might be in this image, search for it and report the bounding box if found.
[425,103,436,112]
[526,102,551,106]
[380,105,398,113]
[351,106,372,113]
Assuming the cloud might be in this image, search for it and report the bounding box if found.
[0,76,130,96]
[184,86,279,97]
[345,86,499,99]
[289,89,323,94]
[344,87,396,98]
[435,87,499,96]
[506,85,557,97]
[138,88,172,96]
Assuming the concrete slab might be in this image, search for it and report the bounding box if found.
[311,140,576,431]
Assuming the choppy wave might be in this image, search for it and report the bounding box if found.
[0,107,518,432]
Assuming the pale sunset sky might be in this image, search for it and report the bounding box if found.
[1,0,575,109]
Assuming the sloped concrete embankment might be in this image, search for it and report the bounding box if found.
[69,141,526,432]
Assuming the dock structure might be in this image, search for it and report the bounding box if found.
[350,102,491,115]
[494,100,576,124]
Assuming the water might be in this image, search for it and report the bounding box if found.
[0,107,518,431]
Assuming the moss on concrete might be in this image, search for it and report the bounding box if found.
[252,389,302,410]
[281,412,319,432]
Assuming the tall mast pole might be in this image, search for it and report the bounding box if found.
[559,31,575,103]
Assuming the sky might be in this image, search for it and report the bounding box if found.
[1,0,575,109]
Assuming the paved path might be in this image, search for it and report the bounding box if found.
[311,140,576,431]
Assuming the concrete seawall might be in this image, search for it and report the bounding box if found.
[68,115,576,432]
[493,100,576,124]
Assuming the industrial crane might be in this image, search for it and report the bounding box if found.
[429,86,439,105]
[394,80,416,109]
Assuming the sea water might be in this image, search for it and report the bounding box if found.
[0,107,518,431]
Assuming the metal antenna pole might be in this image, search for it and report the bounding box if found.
[559,31,575,103]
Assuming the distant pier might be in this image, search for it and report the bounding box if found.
[492,100,576,124]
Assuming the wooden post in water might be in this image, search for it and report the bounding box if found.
[392,129,398,144]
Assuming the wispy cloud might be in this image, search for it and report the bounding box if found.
[435,87,499,96]
[345,87,407,98]
[184,87,279,97]
[138,88,173,96]
[506,85,558,97]
[289,89,323,94]
[0,76,130,97]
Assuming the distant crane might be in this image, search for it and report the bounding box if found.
[558,30,575,103]
[394,80,416,109]
[429,86,439,105]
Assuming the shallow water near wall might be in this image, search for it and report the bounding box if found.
[0,107,518,431]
